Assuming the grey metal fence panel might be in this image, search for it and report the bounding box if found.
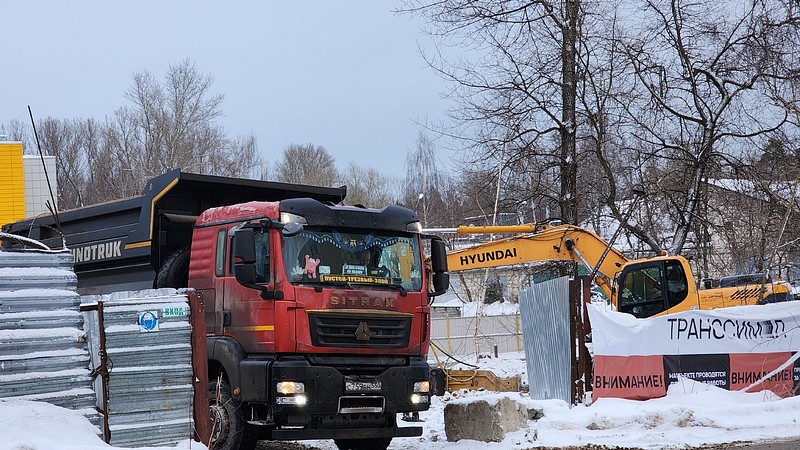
[0,249,97,421]
[82,289,195,447]
[429,314,522,359]
[519,276,571,402]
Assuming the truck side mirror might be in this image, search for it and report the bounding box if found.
[232,227,258,286]
[428,238,449,297]
[430,272,449,297]
[430,239,448,273]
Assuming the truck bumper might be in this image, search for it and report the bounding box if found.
[271,424,422,440]
[264,355,430,440]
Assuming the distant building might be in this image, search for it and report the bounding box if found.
[0,141,26,226]
[0,139,58,227]
[704,178,799,282]
[23,155,57,218]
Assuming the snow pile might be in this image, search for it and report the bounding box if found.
[461,301,519,317]
[6,355,800,449]
[313,379,800,450]
[308,354,800,450]
[419,378,799,449]
[0,399,206,450]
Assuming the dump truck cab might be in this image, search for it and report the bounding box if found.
[190,199,448,450]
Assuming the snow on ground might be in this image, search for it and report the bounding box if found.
[460,300,520,317]
[0,399,206,450]
[311,351,800,450]
[362,379,800,450]
[5,352,800,449]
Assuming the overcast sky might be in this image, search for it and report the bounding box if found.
[1,1,454,177]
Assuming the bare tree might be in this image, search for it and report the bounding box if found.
[404,132,454,227]
[109,59,261,187]
[3,60,263,209]
[616,0,800,255]
[274,143,339,187]
[0,119,32,149]
[402,0,586,224]
[340,162,400,208]
[36,118,87,209]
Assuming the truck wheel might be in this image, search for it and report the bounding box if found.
[209,380,257,450]
[156,247,190,289]
[334,437,392,450]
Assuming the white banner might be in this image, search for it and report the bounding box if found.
[588,302,800,356]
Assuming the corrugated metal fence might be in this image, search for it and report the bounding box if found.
[519,276,571,403]
[82,289,200,447]
[0,249,99,426]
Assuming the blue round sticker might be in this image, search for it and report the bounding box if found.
[139,311,159,331]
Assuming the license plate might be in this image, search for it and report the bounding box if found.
[345,380,381,392]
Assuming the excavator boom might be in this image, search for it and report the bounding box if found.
[447,224,630,298]
[441,223,791,318]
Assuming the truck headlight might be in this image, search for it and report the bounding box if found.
[277,381,305,395]
[275,394,308,406]
[410,393,429,405]
[276,381,308,406]
[413,381,430,393]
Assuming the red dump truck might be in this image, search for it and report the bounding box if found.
[3,169,449,450]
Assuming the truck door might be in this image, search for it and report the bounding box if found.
[208,228,228,335]
[224,226,277,352]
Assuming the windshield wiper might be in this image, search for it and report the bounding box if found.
[380,283,407,296]
[301,279,354,290]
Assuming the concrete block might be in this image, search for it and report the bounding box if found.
[444,395,528,442]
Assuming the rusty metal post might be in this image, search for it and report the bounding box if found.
[80,301,111,443]
[569,278,580,405]
[569,276,594,405]
[187,291,211,445]
[98,301,111,443]
[580,277,593,399]
[572,276,592,404]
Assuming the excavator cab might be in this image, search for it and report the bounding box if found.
[615,258,690,318]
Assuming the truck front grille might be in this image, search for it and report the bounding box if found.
[307,312,411,348]
[338,396,385,414]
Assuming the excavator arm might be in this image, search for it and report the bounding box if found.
[447,224,629,299]
[441,222,791,318]
[443,223,706,318]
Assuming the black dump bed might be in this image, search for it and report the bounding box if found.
[2,169,346,294]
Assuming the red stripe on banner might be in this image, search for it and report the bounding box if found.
[593,355,667,401]
[729,352,795,398]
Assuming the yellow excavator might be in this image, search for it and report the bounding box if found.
[441,223,794,318]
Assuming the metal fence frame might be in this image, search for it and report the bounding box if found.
[81,289,209,447]
[429,313,523,360]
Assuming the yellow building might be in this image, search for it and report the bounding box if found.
[0,141,26,227]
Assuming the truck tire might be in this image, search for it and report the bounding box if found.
[334,437,392,450]
[155,247,190,289]
[209,380,257,450]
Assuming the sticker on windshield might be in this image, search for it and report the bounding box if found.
[321,274,391,285]
[343,264,367,275]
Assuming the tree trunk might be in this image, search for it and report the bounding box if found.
[560,0,580,225]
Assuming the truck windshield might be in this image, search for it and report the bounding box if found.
[282,229,422,291]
